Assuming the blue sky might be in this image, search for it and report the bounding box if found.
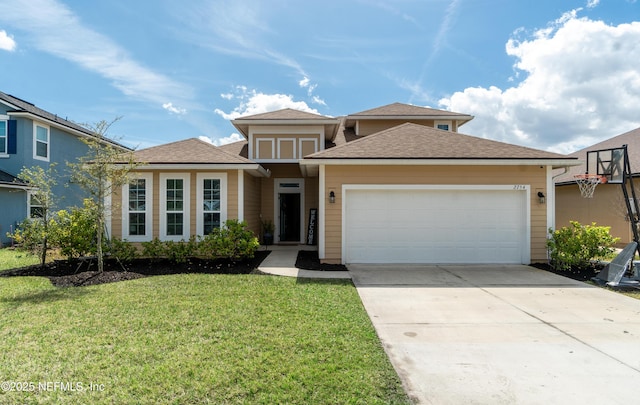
[0,0,639,153]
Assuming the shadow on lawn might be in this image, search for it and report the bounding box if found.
[1,286,93,308]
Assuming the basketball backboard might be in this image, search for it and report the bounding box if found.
[586,147,625,184]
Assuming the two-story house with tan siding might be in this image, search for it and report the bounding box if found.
[109,102,579,265]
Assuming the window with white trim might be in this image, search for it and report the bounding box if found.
[196,173,227,236]
[160,173,190,240]
[28,193,44,218]
[122,173,153,241]
[435,121,452,131]
[0,118,7,156]
[33,123,50,161]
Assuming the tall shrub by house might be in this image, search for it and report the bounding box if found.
[547,221,619,271]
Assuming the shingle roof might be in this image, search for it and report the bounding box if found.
[305,123,574,160]
[218,140,249,158]
[348,102,472,119]
[132,138,256,164]
[0,91,130,150]
[555,126,640,183]
[0,169,27,187]
[235,108,333,120]
[231,108,341,140]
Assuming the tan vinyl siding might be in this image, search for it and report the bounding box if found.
[301,139,317,157]
[323,165,549,263]
[243,170,262,236]
[279,139,295,159]
[111,185,123,238]
[304,176,319,240]
[356,119,443,136]
[556,183,632,244]
[257,139,274,159]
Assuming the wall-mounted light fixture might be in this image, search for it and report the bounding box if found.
[537,191,546,204]
[329,191,336,204]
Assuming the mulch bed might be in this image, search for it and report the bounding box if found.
[295,250,348,271]
[530,262,605,282]
[1,251,271,288]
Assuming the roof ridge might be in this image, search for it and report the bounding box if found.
[0,91,131,151]
[348,102,471,117]
[307,122,573,160]
[306,122,417,157]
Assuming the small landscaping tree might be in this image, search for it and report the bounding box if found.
[10,165,59,268]
[67,118,139,272]
[547,221,619,272]
[50,199,101,260]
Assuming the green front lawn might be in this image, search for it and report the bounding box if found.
[0,248,41,271]
[0,274,409,404]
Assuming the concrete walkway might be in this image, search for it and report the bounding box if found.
[257,245,351,279]
[350,264,640,405]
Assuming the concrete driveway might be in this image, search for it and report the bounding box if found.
[349,264,640,405]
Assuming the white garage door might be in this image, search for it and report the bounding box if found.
[344,187,528,264]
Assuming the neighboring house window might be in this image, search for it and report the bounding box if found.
[0,119,7,156]
[160,173,190,240]
[122,173,153,241]
[29,193,44,218]
[435,121,452,131]
[196,173,227,236]
[33,123,50,161]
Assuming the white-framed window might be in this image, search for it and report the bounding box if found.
[435,120,451,131]
[196,173,227,236]
[33,123,50,161]
[160,173,190,241]
[28,192,44,218]
[122,173,153,241]
[0,115,8,156]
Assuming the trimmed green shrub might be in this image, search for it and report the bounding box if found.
[198,220,259,260]
[163,236,198,264]
[141,238,165,260]
[547,221,619,271]
[67,220,260,264]
[109,238,138,262]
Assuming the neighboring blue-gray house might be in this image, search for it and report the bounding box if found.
[0,91,130,246]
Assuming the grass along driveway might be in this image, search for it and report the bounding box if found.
[0,273,409,404]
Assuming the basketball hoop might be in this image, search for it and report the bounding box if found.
[575,174,607,198]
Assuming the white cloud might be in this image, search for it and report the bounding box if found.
[312,95,326,106]
[586,0,600,8]
[198,135,214,144]
[440,11,640,153]
[0,29,16,51]
[0,0,192,110]
[162,102,187,115]
[199,133,243,146]
[299,77,310,88]
[215,87,319,120]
